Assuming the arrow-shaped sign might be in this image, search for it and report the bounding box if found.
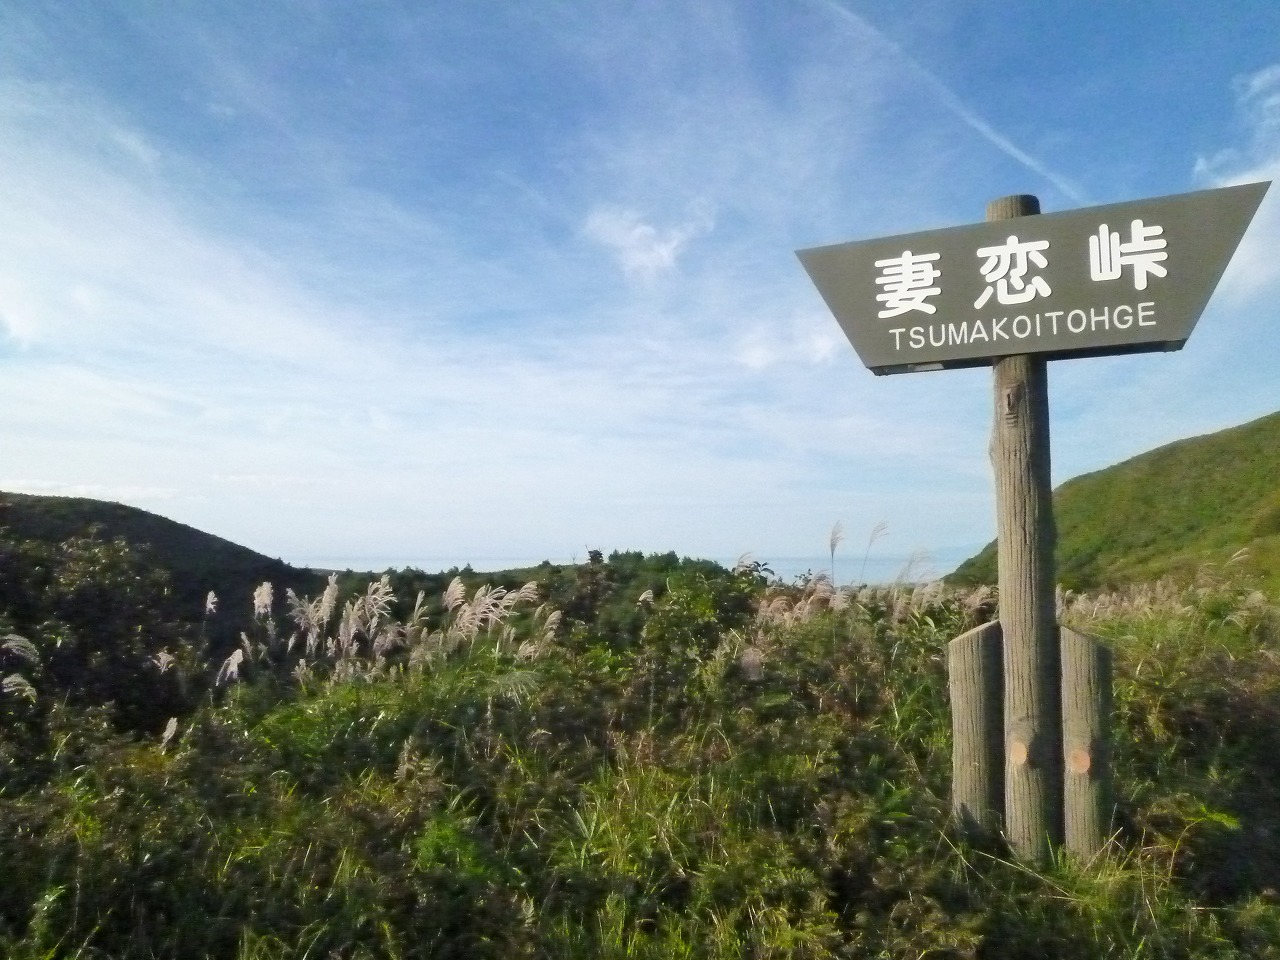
[798,181,1269,375]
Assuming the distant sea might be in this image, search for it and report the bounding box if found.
[296,549,976,585]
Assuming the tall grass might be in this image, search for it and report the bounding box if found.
[2,562,1280,957]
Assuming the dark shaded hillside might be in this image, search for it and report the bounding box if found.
[0,493,330,735]
[0,492,323,622]
[950,410,1280,591]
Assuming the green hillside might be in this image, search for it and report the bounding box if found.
[950,410,1280,591]
[0,491,322,622]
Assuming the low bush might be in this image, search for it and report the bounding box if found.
[2,560,1279,957]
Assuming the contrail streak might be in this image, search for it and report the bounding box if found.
[811,0,1088,205]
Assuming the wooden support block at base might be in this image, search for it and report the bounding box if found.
[1061,626,1114,860]
[949,620,1004,835]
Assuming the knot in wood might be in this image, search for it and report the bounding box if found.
[1068,747,1092,775]
[1002,383,1024,422]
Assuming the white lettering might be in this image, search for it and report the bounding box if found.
[1089,220,1168,290]
[875,250,943,318]
[899,299,1157,357]
[974,235,1052,308]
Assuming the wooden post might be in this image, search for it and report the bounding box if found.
[988,194,1064,862]
[1061,627,1113,859]
[949,620,1004,834]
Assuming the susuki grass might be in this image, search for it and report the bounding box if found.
[2,548,1280,957]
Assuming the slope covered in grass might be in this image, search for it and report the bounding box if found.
[4,555,1280,958]
[0,491,320,618]
[950,410,1280,591]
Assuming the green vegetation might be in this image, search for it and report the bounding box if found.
[0,492,324,657]
[950,410,1280,592]
[0,492,314,602]
[3,514,1280,957]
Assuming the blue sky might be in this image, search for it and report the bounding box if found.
[1,2,1277,579]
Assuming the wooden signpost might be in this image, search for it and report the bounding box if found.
[798,182,1269,861]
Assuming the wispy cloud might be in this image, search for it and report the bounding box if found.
[0,76,899,559]
[0,9,1082,571]
[4,2,1275,574]
[1236,65,1280,146]
[1193,63,1280,302]
[808,0,1088,205]
[733,314,842,371]
[583,201,715,280]
[1046,63,1280,483]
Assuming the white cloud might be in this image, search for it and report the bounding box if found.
[0,87,334,364]
[0,6,1019,572]
[1042,64,1280,485]
[733,315,843,371]
[1193,63,1280,303]
[1196,63,1280,180]
[582,201,715,280]
[1237,65,1280,142]
[26,2,1275,574]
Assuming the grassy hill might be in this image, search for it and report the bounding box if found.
[949,410,1280,592]
[0,491,323,618]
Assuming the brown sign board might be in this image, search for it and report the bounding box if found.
[797,182,1269,375]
